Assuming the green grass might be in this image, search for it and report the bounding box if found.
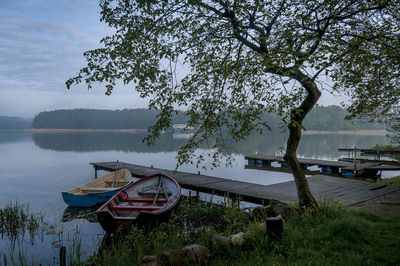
[212,200,400,265]
[378,176,400,187]
[88,198,250,265]
[86,199,400,266]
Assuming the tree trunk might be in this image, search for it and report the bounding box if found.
[285,119,320,212]
[284,71,321,212]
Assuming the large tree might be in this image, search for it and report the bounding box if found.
[67,0,399,212]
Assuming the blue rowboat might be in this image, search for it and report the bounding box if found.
[62,169,132,207]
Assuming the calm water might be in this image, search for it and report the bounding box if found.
[0,130,395,263]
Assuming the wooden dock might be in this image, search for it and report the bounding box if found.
[91,161,400,206]
[245,154,400,178]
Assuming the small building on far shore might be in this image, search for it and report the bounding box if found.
[172,124,196,132]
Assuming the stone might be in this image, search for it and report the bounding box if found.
[141,255,160,266]
[230,232,246,246]
[181,244,210,263]
[270,200,299,219]
[159,250,185,266]
[209,234,231,251]
[252,205,275,220]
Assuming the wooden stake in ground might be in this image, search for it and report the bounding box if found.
[59,246,66,266]
[266,215,283,241]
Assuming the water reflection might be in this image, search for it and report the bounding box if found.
[32,132,188,152]
[298,134,390,158]
[62,206,98,223]
[31,131,390,157]
[0,130,31,144]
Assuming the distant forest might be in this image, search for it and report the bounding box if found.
[0,116,32,129]
[30,106,383,131]
[303,105,382,131]
[32,109,187,129]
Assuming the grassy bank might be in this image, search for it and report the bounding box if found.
[86,199,400,266]
[378,176,400,187]
[1,199,398,265]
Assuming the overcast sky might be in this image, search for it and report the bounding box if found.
[0,0,345,118]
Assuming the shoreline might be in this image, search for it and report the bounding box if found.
[23,128,391,136]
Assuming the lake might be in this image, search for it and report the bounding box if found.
[0,130,396,263]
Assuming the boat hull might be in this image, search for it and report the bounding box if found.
[62,169,132,207]
[97,203,177,233]
[96,172,181,233]
[62,189,123,207]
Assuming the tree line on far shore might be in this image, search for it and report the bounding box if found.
[0,106,383,131]
[29,106,382,131]
[32,109,188,129]
[0,116,32,129]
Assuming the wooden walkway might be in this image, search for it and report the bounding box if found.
[245,154,400,177]
[91,161,400,206]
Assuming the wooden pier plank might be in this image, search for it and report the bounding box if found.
[368,165,400,171]
[91,162,400,206]
[342,163,380,171]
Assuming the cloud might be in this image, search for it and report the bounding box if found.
[0,0,105,90]
[0,0,347,118]
[0,88,149,118]
[0,0,143,117]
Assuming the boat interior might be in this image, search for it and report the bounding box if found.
[65,169,132,195]
[108,175,178,218]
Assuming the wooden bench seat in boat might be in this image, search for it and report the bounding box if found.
[119,192,168,203]
[109,200,163,211]
[105,181,129,187]
[79,187,117,192]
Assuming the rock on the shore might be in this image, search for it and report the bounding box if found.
[252,201,299,221]
[141,255,160,266]
[181,244,209,263]
[160,250,185,266]
[270,200,299,219]
[209,234,231,251]
[230,232,246,246]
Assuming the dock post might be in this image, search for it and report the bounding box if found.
[59,246,66,266]
[376,144,380,161]
[94,165,98,179]
[353,146,357,175]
